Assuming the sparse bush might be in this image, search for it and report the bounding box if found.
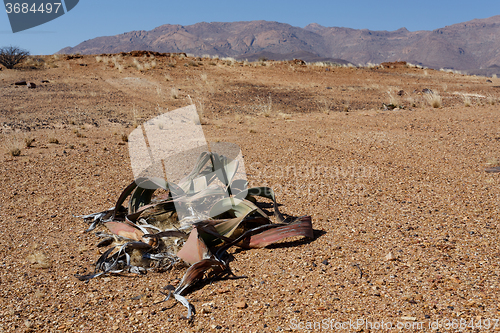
[10,147,21,156]
[74,130,86,138]
[221,57,236,66]
[316,98,334,114]
[424,91,442,108]
[171,87,179,99]
[0,45,30,69]
[24,137,34,148]
[463,95,472,107]
[121,134,128,142]
[487,95,496,105]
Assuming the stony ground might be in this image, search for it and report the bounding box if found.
[0,54,500,332]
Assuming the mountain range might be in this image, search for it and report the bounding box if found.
[58,15,500,72]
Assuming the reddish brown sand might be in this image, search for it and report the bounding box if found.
[1,55,499,332]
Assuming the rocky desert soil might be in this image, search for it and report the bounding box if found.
[1,53,500,332]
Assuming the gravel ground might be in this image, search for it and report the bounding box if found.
[0,55,499,332]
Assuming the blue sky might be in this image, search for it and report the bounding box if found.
[1,0,499,55]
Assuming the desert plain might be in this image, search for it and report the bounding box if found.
[0,53,500,332]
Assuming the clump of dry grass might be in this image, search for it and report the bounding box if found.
[487,95,496,105]
[9,147,21,156]
[188,95,207,125]
[133,58,144,71]
[463,94,472,107]
[171,87,179,99]
[26,251,52,269]
[74,129,86,138]
[121,134,128,142]
[387,89,400,107]
[316,98,334,114]
[3,134,22,156]
[256,94,273,117]
[424,91,442,108]
[24,136,34,148]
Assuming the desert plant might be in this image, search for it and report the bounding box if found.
[24,136,35,148]
[9,147,21,156]
[76,151,314,319]
[74,130,86,138]
[487,95,496,105]
[0,45,30,69]
[256,94,273,116]
[316,98,334,114]
[463,94,472,107]
[424,91,442,108]
[121,134,128,142]
[171,87,179,99]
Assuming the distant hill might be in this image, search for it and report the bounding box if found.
[57,16,500,72]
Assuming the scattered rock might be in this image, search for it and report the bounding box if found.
[292,59,306,65]
[80,63,88,67]
[384,252,396,261]
[15,80,27,85]
[24,319,33,328]
[66,54,83,60]
[397,89,405,96]
[235,301,247,309]
[487,79,493,83]
[485,166,500,173]
[322,259,329,265]
[41,79,50,83]
[27,82,36,89]
[422,88,433,94]
[382,103,397,110]
[401,316,417,321]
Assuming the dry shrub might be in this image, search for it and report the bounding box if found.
[24,136,34,148]
[26,251,52,269]
[463,95,472,107]
[171,87,179,99]
[424,91,442,108]
[487,95,496,105]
